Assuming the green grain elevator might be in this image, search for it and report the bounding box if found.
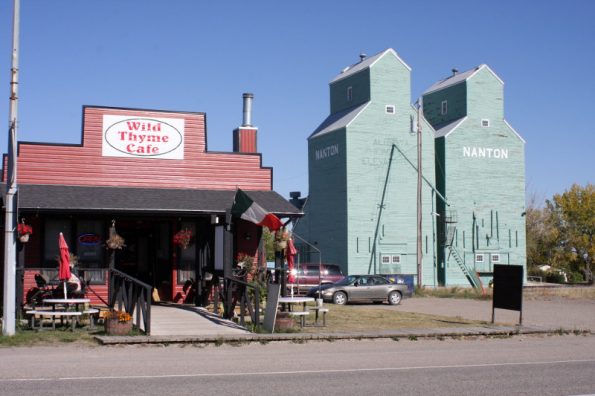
[295,49,439,286]
[422,65,526,287]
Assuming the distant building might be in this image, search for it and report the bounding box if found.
[423,65,526,287]
[295,49,438,285]
[296,49,526,288]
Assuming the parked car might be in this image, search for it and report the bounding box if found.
[288,263,344,290]
[307,274,407,305]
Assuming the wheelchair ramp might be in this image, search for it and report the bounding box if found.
[149,303,250,336]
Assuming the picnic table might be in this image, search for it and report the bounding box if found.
[26,298,97,330]
[278,296,314,327]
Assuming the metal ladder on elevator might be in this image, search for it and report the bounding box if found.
[444,211,483,291]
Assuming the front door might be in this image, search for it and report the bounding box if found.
[115,219,171,299]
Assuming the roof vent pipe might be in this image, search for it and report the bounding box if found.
[242,93,254,127]
[452,68,459,76]
[359,53,367,62]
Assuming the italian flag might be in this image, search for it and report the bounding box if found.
[232,189,283,231]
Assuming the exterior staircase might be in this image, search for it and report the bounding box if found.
[447,243,483,291]
[444,210,483,292]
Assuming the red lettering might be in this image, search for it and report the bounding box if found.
[125,120,162,132]
[126,121,141,131]
[126,143,160,155]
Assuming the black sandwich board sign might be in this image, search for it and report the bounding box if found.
[492,264,524,325]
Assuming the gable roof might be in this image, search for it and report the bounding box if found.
[309,102,369,139]
[434,117,467,138]
[330,48,411,84]
[423,64,504,95]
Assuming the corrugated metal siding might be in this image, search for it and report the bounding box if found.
[9,107,272,191]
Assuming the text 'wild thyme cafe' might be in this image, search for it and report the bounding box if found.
[1,94,301,308]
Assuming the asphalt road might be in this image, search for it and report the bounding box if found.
[1,335,594,395]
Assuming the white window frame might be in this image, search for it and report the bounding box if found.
[381,255,390,264]
[347,86,353,101]
[441,100,448,115]
[392,255,401,264]
[481,119,490,127]
[475,254,484,263]
[491,254,500,263]
[385,105,395,114]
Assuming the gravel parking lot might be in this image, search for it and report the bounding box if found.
[349,292,595,331]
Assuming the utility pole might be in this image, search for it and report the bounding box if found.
[3,0,20,336]
[416,99,423,288]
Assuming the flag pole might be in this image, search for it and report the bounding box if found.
[3,0,20,336]
[416,98,423,288]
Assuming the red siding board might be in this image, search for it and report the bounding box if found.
[22,269,108,306]
[9,106,273,191]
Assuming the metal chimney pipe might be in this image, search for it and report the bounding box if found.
[242,93,254,127]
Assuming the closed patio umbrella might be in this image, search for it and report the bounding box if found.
[286,237,297,284]
[58,232,71,299]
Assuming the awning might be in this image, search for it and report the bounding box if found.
[13,184,302,218]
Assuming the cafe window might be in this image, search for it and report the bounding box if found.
[76,220,106,284]
[43,218,72,268]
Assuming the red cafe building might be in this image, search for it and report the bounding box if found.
[1,94,301,307]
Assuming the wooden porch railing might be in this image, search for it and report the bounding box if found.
[109,268,152,335]
[222,276,261,330]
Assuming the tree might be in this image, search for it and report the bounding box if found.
[525,195,559,273]
[546,183,594,282]
[261,228,275,261]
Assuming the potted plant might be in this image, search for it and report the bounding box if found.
[173,228,193,249]
[17,222,33,243]
[103,310,133,335]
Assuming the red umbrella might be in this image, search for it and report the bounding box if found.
[58,232,71,298]
[286,237,297,284]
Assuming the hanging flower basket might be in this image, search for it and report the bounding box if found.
[106,233,126,250]
[275,229,289,251]
[173,228,193,249]
[17,223,33,243]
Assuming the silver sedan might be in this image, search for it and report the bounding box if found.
[307,275,407,305]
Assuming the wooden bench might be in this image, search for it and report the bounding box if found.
[308,307,329,326]
[26,310,81,330]
[287,311,310,327]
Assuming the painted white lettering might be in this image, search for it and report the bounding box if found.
[463,146,509,160]
[315,144,339,160]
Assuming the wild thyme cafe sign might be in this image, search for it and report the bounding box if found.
[102,115,185,159]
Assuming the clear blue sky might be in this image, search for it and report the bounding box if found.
[1,0,593,204]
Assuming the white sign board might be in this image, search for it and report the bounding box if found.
[102,115,185,159]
